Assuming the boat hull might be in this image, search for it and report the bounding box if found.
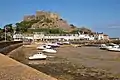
[42,49,57,53]
[108,49,120,52]
[29,57,46,60]
[42,51,57,53]
[28,52,47,60]
[99,47,107,50]
[37,48,46,50]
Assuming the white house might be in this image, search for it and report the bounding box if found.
[93,33,109,40]
[13,34,23,41]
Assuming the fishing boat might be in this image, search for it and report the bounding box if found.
[28,52,47,60]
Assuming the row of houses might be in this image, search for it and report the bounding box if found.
[13,32,109,42]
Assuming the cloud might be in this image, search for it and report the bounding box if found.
[108,26,120,29]
[107,24,120,29]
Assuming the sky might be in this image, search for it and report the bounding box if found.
[0,0,120,37]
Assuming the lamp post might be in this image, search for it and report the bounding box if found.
[4,27,7,42]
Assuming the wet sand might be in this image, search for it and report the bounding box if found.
[21,45,120,75]
[9,44,120,79]
[56,46,120,76]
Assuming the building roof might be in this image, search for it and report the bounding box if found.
[103,34,108,36]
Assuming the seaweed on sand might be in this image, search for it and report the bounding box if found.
[28,57,118,80]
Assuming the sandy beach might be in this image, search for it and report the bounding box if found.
[21,45,120,75]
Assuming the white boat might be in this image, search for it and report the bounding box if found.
[42,49,57,53]
[62,41,70,44]
[72,44,82,47]
[56,42,63,45]
[108,47,120,52]
[99,44,108,50]
[29,52,47,60]
[45,43,60,48]
[99,43,119,50]
[106,43,119,50]
[105,46,113,50]
[37,45,51,50]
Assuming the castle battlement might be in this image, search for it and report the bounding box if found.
[24,10,60,21]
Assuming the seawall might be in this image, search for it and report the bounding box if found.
[0,53,57,80]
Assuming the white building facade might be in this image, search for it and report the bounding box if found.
[13,32,109,41]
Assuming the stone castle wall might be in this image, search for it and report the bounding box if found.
[23,11,59,21]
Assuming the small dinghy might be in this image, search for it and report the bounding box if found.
[29,52,47,60]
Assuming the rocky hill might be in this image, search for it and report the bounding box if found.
[23,11,76,31]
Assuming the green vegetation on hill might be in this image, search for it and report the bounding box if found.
[14,20,68,34]
[29,28,66,34]
[1,20,93,36]
[70,27,92,34]
[15,20,40,33]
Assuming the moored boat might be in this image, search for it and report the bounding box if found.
[45,43,60,48]
[99,44,108,50]
[42,49,57,53]
[37,45,51,50]
[62,41,70,45]
[108,47,120,52]
[29,52,47,60]
[99,43,119,50]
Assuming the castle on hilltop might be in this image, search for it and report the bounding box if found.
[24,11,60,21]
[23,10,72,30]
